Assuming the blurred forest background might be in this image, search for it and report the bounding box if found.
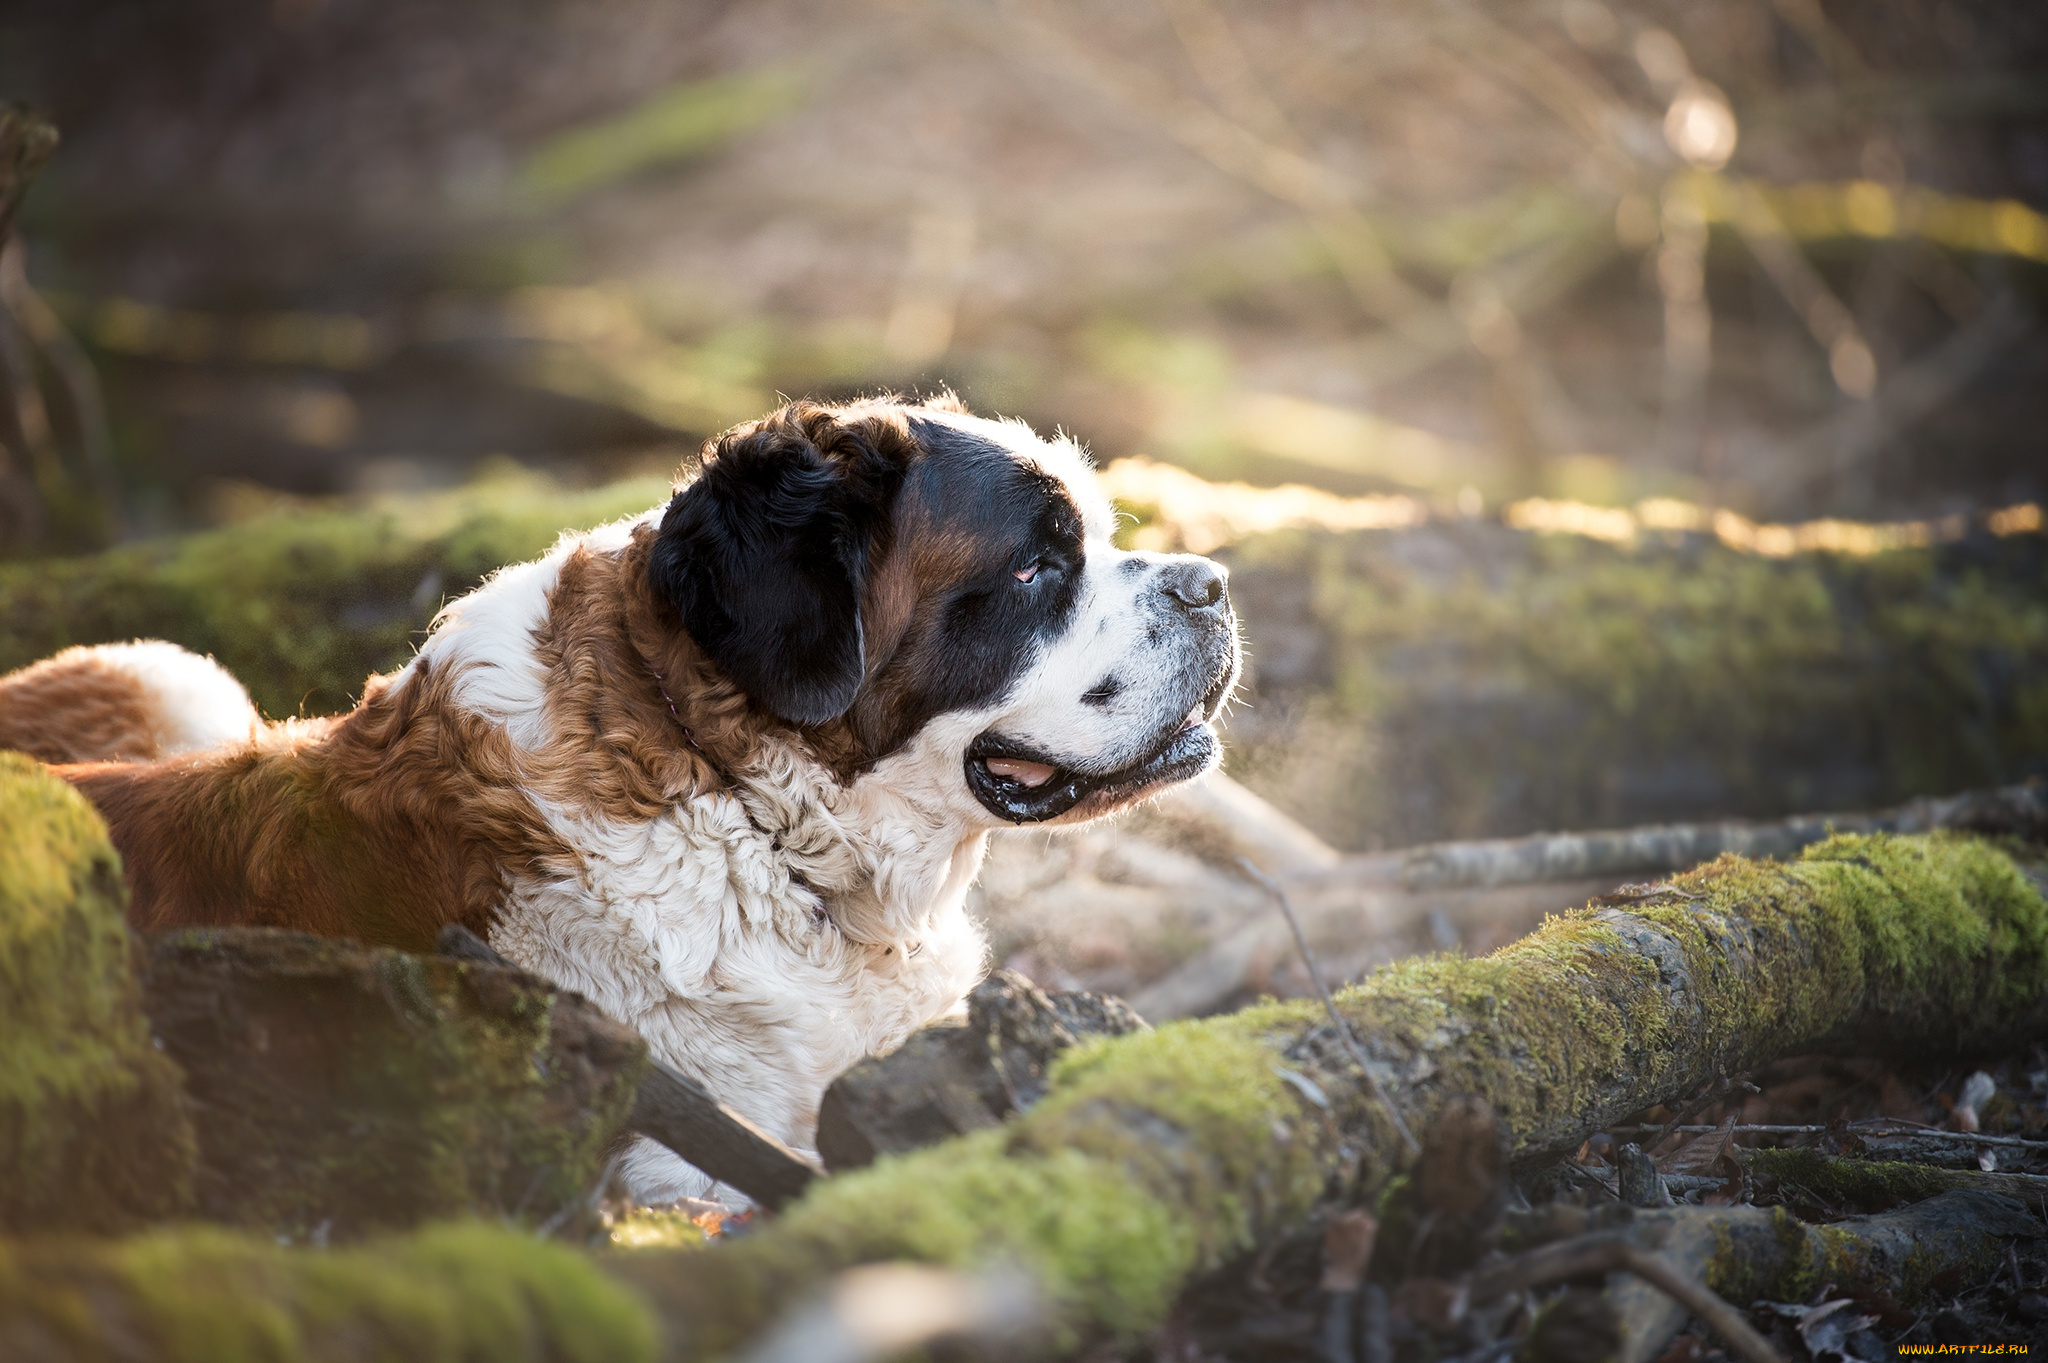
[1,0,2044,855]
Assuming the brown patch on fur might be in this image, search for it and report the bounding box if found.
[64,664,569,951]
[523,527,874,820]
[845,523,986,760]
[523,534,752,819]
[0,648,164,763]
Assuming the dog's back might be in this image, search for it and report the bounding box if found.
[4,641,553,951]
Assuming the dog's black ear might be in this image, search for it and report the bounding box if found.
[648,408,903,726]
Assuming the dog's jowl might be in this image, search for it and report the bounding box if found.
[1,395,1239,1203]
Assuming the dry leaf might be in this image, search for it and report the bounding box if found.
[1319,1207,1378,1293]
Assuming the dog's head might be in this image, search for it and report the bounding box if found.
[649,396,1238,825]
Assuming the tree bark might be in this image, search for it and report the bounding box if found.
[816,969,1146,1171]
[1477,1190,2042,1363]
[1737,1144,2048,1212]
[139,927,646,1240]
[630,1067,819,1212]
[1614,1190,2040,1362]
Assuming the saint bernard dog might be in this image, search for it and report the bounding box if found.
[2,395,1239,1203]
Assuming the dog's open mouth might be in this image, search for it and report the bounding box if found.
[965,713,1218,823]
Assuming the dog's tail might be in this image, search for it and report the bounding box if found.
[0,641,260,765]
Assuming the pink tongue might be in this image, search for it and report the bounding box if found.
[984,757,1058,788]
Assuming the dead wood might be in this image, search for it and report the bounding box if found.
[1119,776,2047,1019]
[1601,1190,2043,1363]
[1132,768,1343,876]
[1470,1231,1782,1363]
[1478,1188,2042,1363]
[139,927,645,1238]
[594,830,2048,1358]
[1384,778,2048,891]
[435,925,823,1209]
[816,970,1146,1171]
[631,1068,819,1212]
[1737,1145,2048,1213]
[5,831,2044,1361]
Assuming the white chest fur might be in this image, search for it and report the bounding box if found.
[488,779,989,1202]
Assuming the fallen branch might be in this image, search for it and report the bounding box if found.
[1130,777,2047,1018]
[1737,1145,2048,1212]
[1470,1232,1781,1363]
[817,970,1145,1171]
[1383,778,2047,891]
[1608,1190,2042,1362]
[1607,1121,2048,1150]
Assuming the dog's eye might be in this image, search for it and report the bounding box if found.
[1013,561,1041,584]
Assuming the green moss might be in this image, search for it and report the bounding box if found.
[1299,833,2048,1168]
[1223,523,2048,848]
[614,1021,1328,1357]
[1797,830,2048,1024]
[1700,1209,1816,1307]
[149,930,646,1239]
[0,471,669,717]
[606,1208,716,1250]
[0,752,193,1232]
[1745,1147,1973,1210]
[0,1221,659,1363]
[1697,1197,2018,1311]
[1770,1206,1827,1305]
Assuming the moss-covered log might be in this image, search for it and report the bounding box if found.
[1621,1189,2041,1362]
[140,927,647,1240]
[1687,1189,2042,1314]
[0,473,665,716]
[1219,520,2048,847]
[600,829,2048,1357]
[1739,1145,2048,1213]
[0,752,192,1233]
[4,830,2044,1359]
[0,1222,660,1363]
[1486,1190,2044,1363]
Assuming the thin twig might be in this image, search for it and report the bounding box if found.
[1471,1232,1784,1363]
[1237,857,1419,1158]
[1607,1121,2048,1149]
[1643,1074,1731,1157]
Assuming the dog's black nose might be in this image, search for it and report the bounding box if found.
[1160,558,1226,611]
